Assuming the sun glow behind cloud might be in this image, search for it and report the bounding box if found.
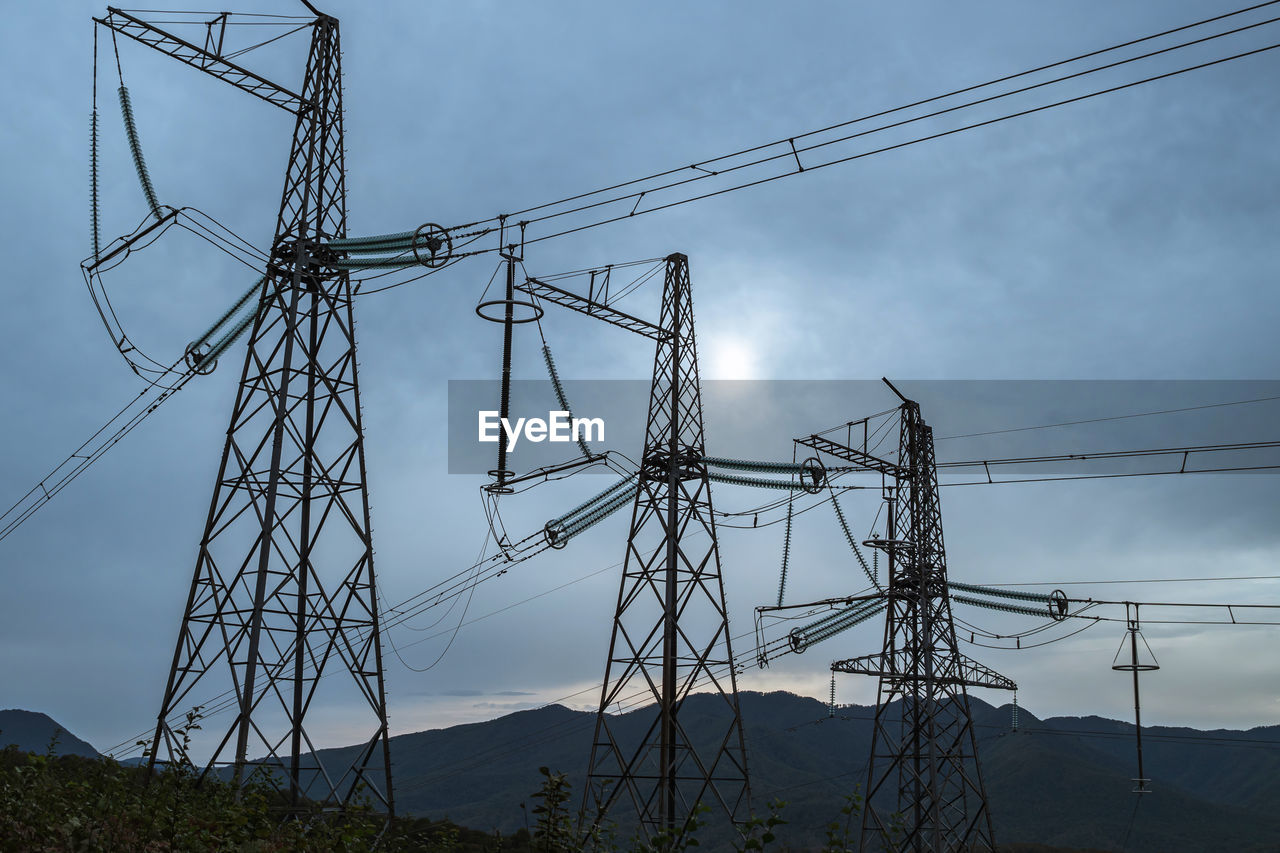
[704,334,762,380]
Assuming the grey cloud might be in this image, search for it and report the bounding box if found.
[1,1,1277,759]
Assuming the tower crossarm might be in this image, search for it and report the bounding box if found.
[832,651,1017,691]
[796,434,901,477]
[517,276,669,341]
[96,8,307,114]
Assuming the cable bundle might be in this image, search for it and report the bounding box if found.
[788,599,886,653]
[703,456,809,475]
[544,474,639,545]
[707,471,807,491]
[950,593,1053,620]
[948,580,1053,604]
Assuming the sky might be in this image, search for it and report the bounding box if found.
[1,0,1279,768]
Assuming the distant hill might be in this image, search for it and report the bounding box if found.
[8,696,1277,851]
[304,690,1280,852]
[0,709,99,758]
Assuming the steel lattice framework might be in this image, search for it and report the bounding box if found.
[812,399,1001,852]
[142,14,394,812]
[585,254,750,838]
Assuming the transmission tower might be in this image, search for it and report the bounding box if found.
[584,254,751,838]
[100,8,395,812]
[806,387,1010,852]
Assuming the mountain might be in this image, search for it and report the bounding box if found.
[306,691,1280,852]
[0,709,100,758]
[6,697,1276,850]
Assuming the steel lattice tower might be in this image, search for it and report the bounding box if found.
[146,14,394,812]
[828,399,1001,852]
[585,254,750,838]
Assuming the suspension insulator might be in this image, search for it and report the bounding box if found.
[788,601,885,653]
[205,309,255,362]
[831,492,879,591]
[90,111,101,258]
[707,471,805,491]
[951,593,1053,620]
[193,278,262,349]
[118,85,161,218]
[543,344,592,459]
[777,495,794,607]
[949,580,1054,605]
[546,484,639,547]
[547,474,638,531]
[703,456,810,475]
[327,229,416,252]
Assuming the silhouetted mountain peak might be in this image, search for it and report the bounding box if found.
[0,709,99,758]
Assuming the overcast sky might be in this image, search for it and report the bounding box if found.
[1,0,1279,766]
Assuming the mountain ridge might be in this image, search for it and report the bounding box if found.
[7,693,1278,851]
[301,690,1280,852]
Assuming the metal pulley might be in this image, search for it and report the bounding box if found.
[184,339,217,375]
[411,222,453,268]
[799,456,825,493]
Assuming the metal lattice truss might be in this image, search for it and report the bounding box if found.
[854,403,996,852]
[585,254,750,838]
[517,276,668,341]
[98,8,306,113]
[147,17,393,813]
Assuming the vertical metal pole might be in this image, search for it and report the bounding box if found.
[1130,616,1147,792]
[234,250,308,785]
[662,273,681,833]
[915,410,941,853]
[495,254,517,488]
[290,277,320,807]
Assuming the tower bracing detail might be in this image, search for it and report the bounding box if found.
[146,13,394,813]
[585,253,751,839]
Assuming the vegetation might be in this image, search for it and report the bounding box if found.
[0,739,387,851]
[0,733,884,853]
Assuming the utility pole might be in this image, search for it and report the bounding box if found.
[1113,603,1158,794]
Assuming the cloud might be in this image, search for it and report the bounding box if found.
[1,1,1277,762]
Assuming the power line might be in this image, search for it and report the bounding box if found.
[967,575,1280,587]
[348,5,1280,291]
[934,394,1280,442]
